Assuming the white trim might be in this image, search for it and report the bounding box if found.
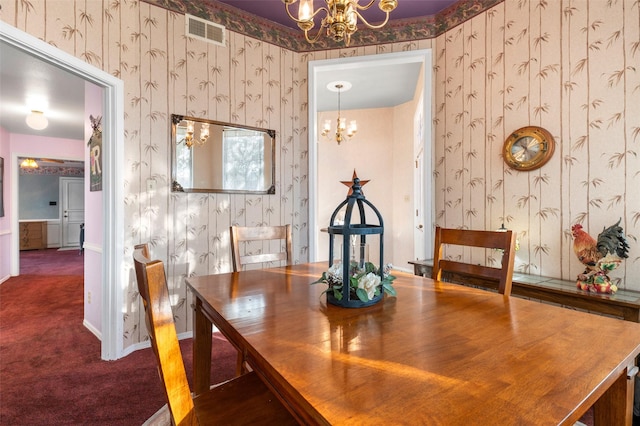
[82,242,103,253]
[308,50,434,262]
[121,331,194,357]
[83,319,102,340]
[1,22,125,360]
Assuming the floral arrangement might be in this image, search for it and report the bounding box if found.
[313,261,396,303]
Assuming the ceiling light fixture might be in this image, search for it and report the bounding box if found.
[321,81,357,144]
[25,110,48,130]
[20,158,39,169]
[283,0,398,47]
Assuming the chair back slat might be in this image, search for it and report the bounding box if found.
[230,225,292,272]
[133,245,198,425]
[432,227,516,295]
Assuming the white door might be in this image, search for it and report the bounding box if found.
[413,148,425,261]
[60,177,85,248]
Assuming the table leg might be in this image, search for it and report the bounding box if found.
[193,297,212,396]
[593,363,637,426]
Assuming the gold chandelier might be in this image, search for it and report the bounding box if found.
[180,120,209,148]
[282,0,398,46]
[321,82,357,144]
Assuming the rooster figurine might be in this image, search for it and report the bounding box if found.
[571,219,630,293]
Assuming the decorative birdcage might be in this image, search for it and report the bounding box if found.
[322,176,392,308]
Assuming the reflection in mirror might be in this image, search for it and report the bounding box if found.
[171,115,276,194]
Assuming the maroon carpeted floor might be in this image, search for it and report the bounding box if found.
[1,249,237,425]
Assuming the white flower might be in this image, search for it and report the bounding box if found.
[327,262,343,284]
[358,272,381,300]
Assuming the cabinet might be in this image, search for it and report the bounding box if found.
[19,221,48,250]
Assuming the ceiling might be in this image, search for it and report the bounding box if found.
[0,1,458,140]
[0,40,86,140]
[217,1,459,30]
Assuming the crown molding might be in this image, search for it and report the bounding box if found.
[143,0,503,51]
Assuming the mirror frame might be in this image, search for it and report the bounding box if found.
[171,114,276,194]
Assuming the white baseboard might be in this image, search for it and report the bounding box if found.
[120,330,195,357]
[0,274,11,284]
[82,242,102,253]
[83,319,102,340]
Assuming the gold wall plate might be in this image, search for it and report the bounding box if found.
[503,126,555,171]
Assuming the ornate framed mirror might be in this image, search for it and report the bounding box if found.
[171,114,276,194]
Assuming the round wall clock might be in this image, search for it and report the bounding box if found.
[503,126,555,171]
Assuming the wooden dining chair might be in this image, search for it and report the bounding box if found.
[228,225,292,374]
[230,224,292,272]
[432,226,516,296]
[132,245,297,426]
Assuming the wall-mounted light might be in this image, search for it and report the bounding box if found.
[183,120,195,147]
[20,158,39,169]
[25,110,48,130]
[199,123,210,143]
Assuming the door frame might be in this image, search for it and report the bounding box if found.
[308,49,434,263]
[1,22,125,360]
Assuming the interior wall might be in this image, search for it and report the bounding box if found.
[317,99,418,271]
[18,173,60,219]
[391,95,422,269]
[1,1,310,350]
[432,0,639,287]
[317,106,394,266]
[4,0,638,353]
[83,80,103,336]
[0,125,10,283]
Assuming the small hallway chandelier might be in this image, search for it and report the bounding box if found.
[321,81,357,145]
[20,158,39,169]
[283,0,398,46]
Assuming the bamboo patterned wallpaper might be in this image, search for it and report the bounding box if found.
[3,0,639,351]
[432,0,639,286]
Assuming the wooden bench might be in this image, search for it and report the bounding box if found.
[409,260,640,323]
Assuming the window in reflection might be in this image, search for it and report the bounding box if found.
[223,129,265,191]
[175,126,193,188]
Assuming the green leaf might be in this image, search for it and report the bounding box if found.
[311,272,328,285]
[382,282,397,296]
[364,262,376,274]
[332,286,343,301]
[356,287,369,302]
[349,276,359,288]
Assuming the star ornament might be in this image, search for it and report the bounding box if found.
[341,170,369,196]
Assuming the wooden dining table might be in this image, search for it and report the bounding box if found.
[186,262,640,425]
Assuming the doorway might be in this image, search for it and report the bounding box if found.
[1,22,125,360]
[308,50,434,268]
[60,177,85,249]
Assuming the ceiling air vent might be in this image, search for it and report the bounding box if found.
[185,14,226,47]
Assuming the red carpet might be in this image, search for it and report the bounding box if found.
[1,249,236,425]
